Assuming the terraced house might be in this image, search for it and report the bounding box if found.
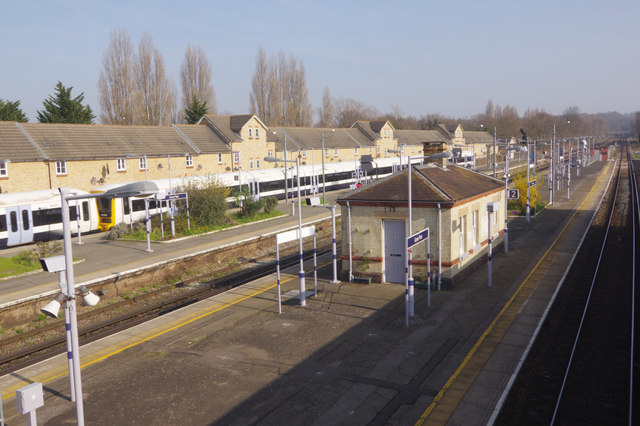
[0,115,489,193]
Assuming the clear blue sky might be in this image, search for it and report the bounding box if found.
[2,0,639,123]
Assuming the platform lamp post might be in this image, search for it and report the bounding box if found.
[406,151,453,325]
[265,155,306,306]
[312,204,340,284]
[503,144,526,254]
[320,129,335,205]
[44,182,158,426]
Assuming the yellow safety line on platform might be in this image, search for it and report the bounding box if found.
[1,260,332,401]
[415,163,612,425]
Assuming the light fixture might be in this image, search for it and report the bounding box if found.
[79,286,100,306]
[40,293,67,319]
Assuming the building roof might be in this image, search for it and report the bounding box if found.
[273,127,375,151]
[16,123,199,161]
[173,124,229,153]
[337,163,503,206]
[464,130,493,144]
[0,122,46,161]
[394,129,449,146]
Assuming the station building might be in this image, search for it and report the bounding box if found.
[0,115,490,194]
[336,157,506,286]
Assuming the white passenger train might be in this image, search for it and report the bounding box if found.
[0,188,100,248]
[1,156,406,245]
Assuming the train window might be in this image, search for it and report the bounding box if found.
[83,201,89,222]
[10,211,17,232]
[123,198,130,214]
[22,209,30,230]
[96,198,112,218]
[132,199,146,212]
[0,215,5,232]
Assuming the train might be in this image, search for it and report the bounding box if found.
[1,156,404,247]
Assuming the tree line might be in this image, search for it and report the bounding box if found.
[0,27,631,139]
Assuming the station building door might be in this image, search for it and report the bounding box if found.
[383,219,405,284]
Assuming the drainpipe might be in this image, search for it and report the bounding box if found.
[347,201,353,282]
[438,202,442,290]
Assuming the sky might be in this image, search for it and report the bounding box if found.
[2,0,639,124]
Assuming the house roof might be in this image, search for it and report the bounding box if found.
[273,127,375,151]
[15,123,198,161]
[394,129,449,146]
[337,163,503,206]
[464,131,493,144]
[0,122,46,161]
[173,124,229,153]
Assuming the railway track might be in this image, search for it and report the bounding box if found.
[495,143,638,424]
[0,246,332,377]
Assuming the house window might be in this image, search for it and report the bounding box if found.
[249,160,254,169]
[324,148,329,157]
[376,146,381,155]
[116,158,126,171]
[56,160,67,175]
[302,150,307,158]
[218,153,223,164]
[256,159,260,168]
[248,128,253,138]
[334,148,338,157]
[233,152,240,164]
[355,147,359,155]
[268,151,273,158]
[186,155,193,168]
[139,157,147,171]
[0,161,7,177]
[255,128,260,138]
[459,215,467,257]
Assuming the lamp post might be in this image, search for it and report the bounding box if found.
[321,129,335,204]
[406,151,453,325]
[312,204,339,283]
[51,182,157,426]
[265,155,306,305]
[504,144,526,254]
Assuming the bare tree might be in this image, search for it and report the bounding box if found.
[135,34,176,125]
[249,48,312,127]
[333,98,379,127]
[180,45,216,119]
[98,28,136,124]
[317,86,334,127]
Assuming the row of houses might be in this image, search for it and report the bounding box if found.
[0,115,494,193]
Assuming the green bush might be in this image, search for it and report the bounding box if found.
[263,196,278,214]
[185,181,230,227]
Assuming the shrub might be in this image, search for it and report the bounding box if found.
[263,196,278,214]
[185,181,230,227]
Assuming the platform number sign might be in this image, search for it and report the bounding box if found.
[508,189,519,199]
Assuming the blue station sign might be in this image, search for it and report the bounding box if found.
[161,192,187,201]
[407,228,429,248]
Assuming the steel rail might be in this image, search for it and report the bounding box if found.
[550,146,626,424]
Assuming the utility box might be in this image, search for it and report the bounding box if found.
[487,201,500,213]
[16,382,44,414]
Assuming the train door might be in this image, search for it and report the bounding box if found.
[384,219,405,284]
[248,179,260,201]
[6,206,34,246]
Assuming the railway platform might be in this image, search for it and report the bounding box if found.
[0,160,614,425]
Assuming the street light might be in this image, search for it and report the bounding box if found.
[52,181,158,425]
[504,144,526,254]
[321,129,335,204]
[311,203,339,284]
[265,155,307,306]
[406,150,453,326]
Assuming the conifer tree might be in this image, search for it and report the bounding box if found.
[0,99,28,122]
[37,81,95,124]
[184,96,208,124]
